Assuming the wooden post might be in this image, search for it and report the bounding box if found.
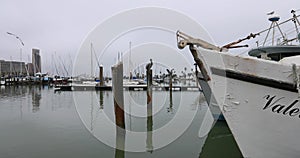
[99,65,104,86]
[169,70,173,99]
[145,59,153,152]
[112,62,126,157]
[167,69,174,112]
[147,69,152,104]
[112,62,125,129]
[129,71,133,81]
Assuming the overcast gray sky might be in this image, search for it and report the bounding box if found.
[0,0,299,75]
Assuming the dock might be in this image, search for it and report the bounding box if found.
[55,84,201,92]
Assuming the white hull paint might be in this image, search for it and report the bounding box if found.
[195,47,300,158]
[0,80,5,85]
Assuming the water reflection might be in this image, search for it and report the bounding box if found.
[146,79,153,153]
[31,86,41,113]
[0,85,243,157]
[99,90,104,109]
[0,86,45,114]
[167,93,173,113]
[199,121,243,157]
[115,127,126,158]
[0,85,27,98]
[74,88,237,157]
[114,96,126,157]
[146,98,153,153]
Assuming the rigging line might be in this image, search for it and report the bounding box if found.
[68,53,73,76]
[53,52,60,76]
[257,26,298,46]
[57,55,66,77]
[91,43,101,68]
[257,14,300,35]
[59,57,69,77]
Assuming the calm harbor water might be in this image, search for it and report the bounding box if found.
[0,85,242,158]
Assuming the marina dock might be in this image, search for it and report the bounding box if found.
[55,84,201,92]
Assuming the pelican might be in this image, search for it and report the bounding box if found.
[146,59,153,70]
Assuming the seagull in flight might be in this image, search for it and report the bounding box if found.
[267,11,275,15]
[7,32,24,46]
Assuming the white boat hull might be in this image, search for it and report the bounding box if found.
[0,80,5,85]
[194,47,300,158]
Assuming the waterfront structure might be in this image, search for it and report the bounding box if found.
[0,60,26,77]
[26,63,34,76]
[32,48,41,74]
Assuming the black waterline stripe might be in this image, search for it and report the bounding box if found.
[211,67,297,92]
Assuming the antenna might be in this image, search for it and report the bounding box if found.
[263,12,286,46]
[291,9,300,39]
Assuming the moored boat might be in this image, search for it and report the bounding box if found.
[0,77,5,85]
[177,10,300,158]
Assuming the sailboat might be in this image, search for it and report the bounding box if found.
[177,10,300,158]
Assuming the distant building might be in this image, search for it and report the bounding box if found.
[26,63,34,76]
[0,48,42,77]
[0,60,26,77]
[32,48,41,74]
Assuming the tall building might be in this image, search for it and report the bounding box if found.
[26,63,34,76]
[0,60,26,77]
[32,48,41,74]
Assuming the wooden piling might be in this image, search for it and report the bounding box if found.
[168,70,173,99]
[112,62,126,157]
[99,65,104,86]
[146,59,153,152]
[112,62,125,129]
[147,69,152,104]
[166,69,174,113]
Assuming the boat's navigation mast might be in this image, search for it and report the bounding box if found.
[291,10,300,43]
[263,12,286,46]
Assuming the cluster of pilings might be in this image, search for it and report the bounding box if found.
[111,59,157,156]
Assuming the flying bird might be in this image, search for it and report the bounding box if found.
[7,32,24,46]
[267,11,275,15]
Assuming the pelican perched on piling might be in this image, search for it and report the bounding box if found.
[146,59,153,70]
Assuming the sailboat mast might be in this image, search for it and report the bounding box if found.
[91,43,94,78]
[129,41,132,80]
[20,48,22,76]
